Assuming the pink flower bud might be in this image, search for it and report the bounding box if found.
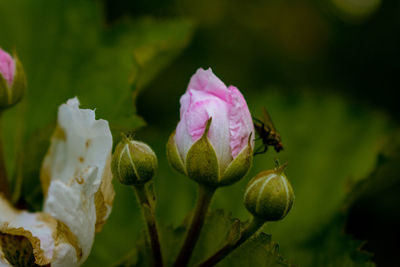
[0,48,26,110]
[175,68,254,172]
[0,48,16,87]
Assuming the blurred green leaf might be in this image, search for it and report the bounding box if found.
[0,0,193,207]
[342,130,400,266]
[346,131,400,208]
[297,215,374,267]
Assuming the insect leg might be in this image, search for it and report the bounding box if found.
[253,144,268,156]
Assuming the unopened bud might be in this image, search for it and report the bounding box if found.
[111,135,157,185]
[244,163,294,221]
[0,48,26,111]
[167,118,253,188]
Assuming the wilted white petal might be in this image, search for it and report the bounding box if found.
[94,155,115,232]
[0,97,113,266]
[0,246,11,266]
[41,97,114,265]
[0,196,79,266]
[41,97,113,196]
[0,196,54,265]
[50,243,78,267]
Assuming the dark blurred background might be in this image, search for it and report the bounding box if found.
[105,0,400,124]
[103,0,400,266]
[2,0,399,266]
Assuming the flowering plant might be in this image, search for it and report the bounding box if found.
[1,3,387,265]
[0,45,294,265]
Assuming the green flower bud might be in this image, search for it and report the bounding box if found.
[244,163,294,221]
[0,49,26,111]
[111,135,157,185]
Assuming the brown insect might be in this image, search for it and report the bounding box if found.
[253,107,283,155]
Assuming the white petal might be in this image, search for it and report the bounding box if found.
[1,98,113,266]
[44,167,97,265]
[51,243,78,267]
[94,155,115,232]
[41,97,114,265]
[41,97,112,194]
[0,196,78,266]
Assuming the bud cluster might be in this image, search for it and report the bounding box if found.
[107,67,295,267]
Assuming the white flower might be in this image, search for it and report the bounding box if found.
[0,98,114,266]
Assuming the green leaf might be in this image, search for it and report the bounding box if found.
[115,209,290,267]
[342,131,400,267]
[219,233,290,267]
[11,123,54,211]
[296,215,374,267]
[297,216,375,267]
[346,130,400,208]
[0,0,194,206]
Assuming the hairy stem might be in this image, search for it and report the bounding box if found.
[197,216,265,267]
[173,185,216,267]
[134,183,164,267]
[0,113,10,200]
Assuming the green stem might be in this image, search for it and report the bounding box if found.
[0,113,10,200]
[197,216,265,267]
[11,152,23,204]
[173,184,216,267]
[134,184,164,267]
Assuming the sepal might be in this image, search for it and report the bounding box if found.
[166,131,186,175]
[185,118,220,186]
[219,134,253,186]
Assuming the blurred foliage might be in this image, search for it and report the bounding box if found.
[0,0,193,210]
[0,0,399,266]
[297,214,374,267]
[345,131,400,265]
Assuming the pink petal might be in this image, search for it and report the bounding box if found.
[227,86,254,158]
[188,68,229,101]
[176,89,232,169]
[0,48,16,87]
[175,68,254,170]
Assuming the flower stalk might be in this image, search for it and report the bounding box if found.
[134,183,164,267]
[0,113,10,200]
[173,185,216,267]
[197,216,265,267]
[111,134,163,266]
